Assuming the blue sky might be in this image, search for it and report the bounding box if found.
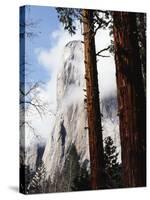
[24,5,60,83]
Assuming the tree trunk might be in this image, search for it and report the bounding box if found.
[82,9,104,189]
[113,12,146,187]
[136,13,146,93]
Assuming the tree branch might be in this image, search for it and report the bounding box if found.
[96,46,111,57]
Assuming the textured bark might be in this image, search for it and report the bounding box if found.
[82,9,104,189]
[113,12,146,187]
[136,13,146,93]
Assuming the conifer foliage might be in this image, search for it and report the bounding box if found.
[26,161,46,194]
[103,137,122,188]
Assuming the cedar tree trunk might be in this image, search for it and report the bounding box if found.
[113,12,146,187]
[82,9,104,189]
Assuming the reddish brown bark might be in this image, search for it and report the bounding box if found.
[113,12,146,187]
[82,9,104,189]
[137,13,146,93]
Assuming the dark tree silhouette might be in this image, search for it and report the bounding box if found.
[103,137,122,188]
[113,11,146,187]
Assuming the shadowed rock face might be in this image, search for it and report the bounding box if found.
[24,144,45,172]
[42,40,120,182]
[101,95,121,161]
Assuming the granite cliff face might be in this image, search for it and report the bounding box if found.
[43,41,90,181]
[42,40,120,183]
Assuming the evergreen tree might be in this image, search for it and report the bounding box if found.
[56,8,81,35]
[113,11,146,187]
[72,160,91,191]
[72,136,122,190]
[20,163,35,194]
[103,136,122,188]
[27,161,46,194]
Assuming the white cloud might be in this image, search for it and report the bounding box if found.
[37,24,82,72]
[95,28,117,98]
